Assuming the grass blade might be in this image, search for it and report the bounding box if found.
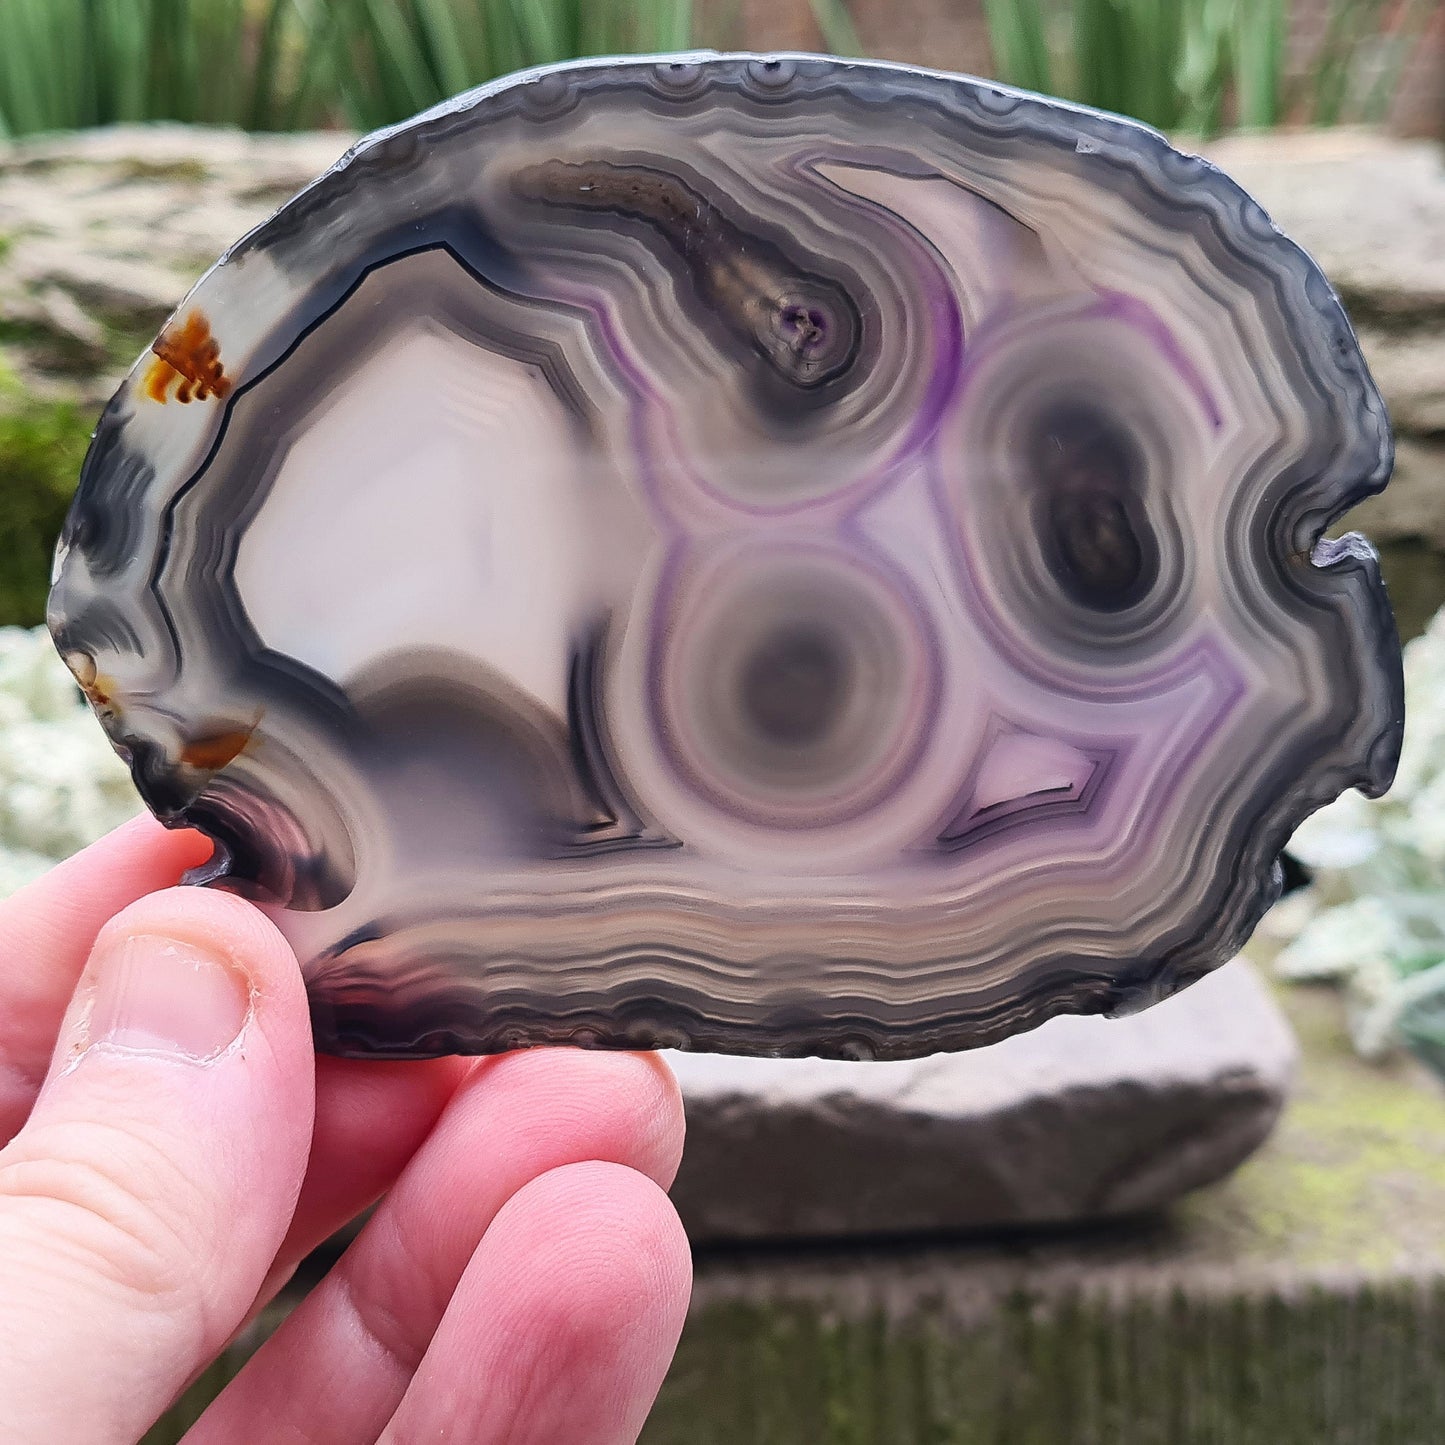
[663,0,693,52]
[413,0,477,96]
[0,0,1406,140]
[807,0,862,57]
[982,0,1056,95]
[1234,0,1287,128]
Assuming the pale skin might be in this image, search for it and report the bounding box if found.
[0,816,693,1444]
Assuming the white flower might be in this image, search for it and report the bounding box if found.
[0,627,139,896]
[1274,896,1413,983]
[1288,786,1381,870]
[1258,887,1319,942]
[1345,952,1414,1059]
[1393,608,1445,801]
[1273,603,1445,1071]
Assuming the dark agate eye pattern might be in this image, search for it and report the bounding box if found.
[1028,402,1157,612]
[48,54,1402,1060]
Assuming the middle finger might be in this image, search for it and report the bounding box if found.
[186,1046,685,1445]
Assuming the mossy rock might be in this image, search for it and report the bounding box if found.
[642,1278,1445,1444]
[147,1266,1445,1445]
[0,378,95,626]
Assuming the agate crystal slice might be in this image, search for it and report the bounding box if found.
[48,54,1402,1059]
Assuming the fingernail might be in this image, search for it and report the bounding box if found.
[78,934,253,1064]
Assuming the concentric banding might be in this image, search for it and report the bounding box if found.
[46,53,1401,1060]
[496,145,963,517]
[944,299,1201,674]
[648,539,940,829]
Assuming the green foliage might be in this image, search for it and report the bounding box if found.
[0,0,325,136]
[0,382,94,627]
[805,0,861,58]
[1269,602,1445,1083]
[0,0,1417,138]
[313,0,694,133]
[980,0,1424,134]
[0,0,696,138]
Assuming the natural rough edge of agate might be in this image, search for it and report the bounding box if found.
[48,53,1401,1059]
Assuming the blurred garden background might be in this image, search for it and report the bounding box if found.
[0,0,1439,138]
[3,1,1445,1441]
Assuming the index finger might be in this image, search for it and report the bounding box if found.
[0,814,212,1139]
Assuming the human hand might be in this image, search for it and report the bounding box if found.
[0,817,691,1444]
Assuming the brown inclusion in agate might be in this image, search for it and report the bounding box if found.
[49,54,1401,1059]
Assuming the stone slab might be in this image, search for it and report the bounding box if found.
[1356,327,1445,436]
[1200,129,1445,324]
[1350,436,1445,548]
[0,125,354,405]
[665,958,1296,1241]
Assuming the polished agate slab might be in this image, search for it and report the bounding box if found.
[48,54,1401,1059]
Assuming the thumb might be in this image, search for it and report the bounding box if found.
[0,886,316,1445]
